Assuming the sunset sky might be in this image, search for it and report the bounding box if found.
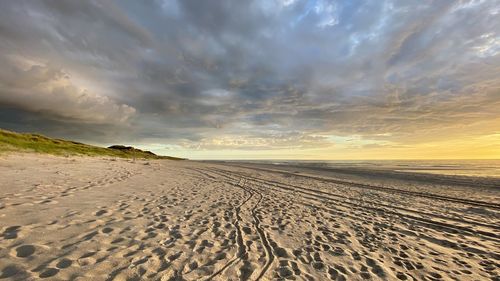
[0,0,499,159]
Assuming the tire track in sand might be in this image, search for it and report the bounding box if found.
[204,178,251,281]
[196,168,276,281]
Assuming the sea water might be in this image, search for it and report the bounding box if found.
[248,159,500,178]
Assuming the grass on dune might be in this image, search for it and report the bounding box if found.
[0,128,184,160]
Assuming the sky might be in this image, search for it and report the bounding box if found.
[0,0,499,160]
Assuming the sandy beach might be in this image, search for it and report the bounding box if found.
[0,154,498,281]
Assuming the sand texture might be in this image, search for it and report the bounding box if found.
[0,154,499,280]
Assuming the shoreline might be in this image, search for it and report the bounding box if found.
[208,160,500,187]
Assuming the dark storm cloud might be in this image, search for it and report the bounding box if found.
[0,0,498,148]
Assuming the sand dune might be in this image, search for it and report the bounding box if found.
[0,154,498,280]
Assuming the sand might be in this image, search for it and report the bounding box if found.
[0,154,498,281]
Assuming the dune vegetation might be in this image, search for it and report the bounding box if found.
[0,128,183,160]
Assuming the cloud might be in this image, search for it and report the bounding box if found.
[0,58,136,124]
[0,0,498,154]
[178,131,333,150]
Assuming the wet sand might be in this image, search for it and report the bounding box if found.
[0,154,499,280]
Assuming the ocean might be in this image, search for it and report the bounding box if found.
[237,159,500,178]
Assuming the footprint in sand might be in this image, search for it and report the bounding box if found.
[56,258,72,269]
[2,226,21,239]
[101,227,114,234]
[95,209,108,216]
[13,245,35,258]
[39,268,59,278]
[0,265,22,278]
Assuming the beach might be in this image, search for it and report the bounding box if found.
[0,154,499,281]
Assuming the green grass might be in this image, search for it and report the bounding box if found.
[0,128,184,160]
